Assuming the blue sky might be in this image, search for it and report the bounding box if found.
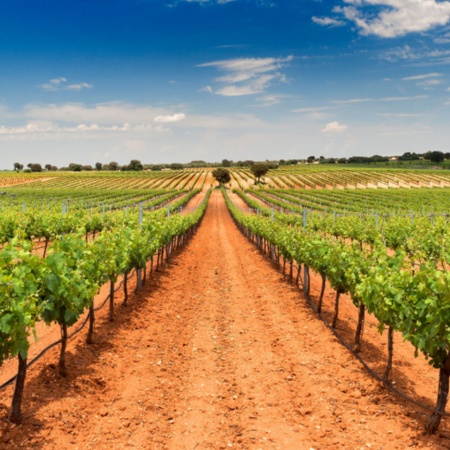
[1,0,450,167]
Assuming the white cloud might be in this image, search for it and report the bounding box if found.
[66,82,94,91]
[0,102,264,145]
[198,56,293,96]
[331,98,372,104]
[39,78,93,91]
[402,72,443,81]
[312,16,345,27]
[292,106,335,113]
[416,78,444,87]
[380,95,428,101]
[322,121,348,133]
[0,122,155,137]
[24,102,166,124]
[335,0,450,38]
[154,113,186,123]
[254,94,293,107]
[377,113,423,117]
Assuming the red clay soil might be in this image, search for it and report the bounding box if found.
[1,190,450,449]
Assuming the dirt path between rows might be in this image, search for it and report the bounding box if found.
[1,190,449,449]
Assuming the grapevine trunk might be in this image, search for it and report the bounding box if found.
[8,353,27,423]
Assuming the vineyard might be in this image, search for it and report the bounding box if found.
[1,167,450,448]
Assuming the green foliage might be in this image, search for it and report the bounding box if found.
[0,239,41,363]
[212,168,231,185]
[250,163,269,183]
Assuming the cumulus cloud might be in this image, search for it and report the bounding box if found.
[334,0,450,38]
[198,55,293,96]
[322,121,348,133]
[39,78,93,91]
[0,122,154,136]
[312,16,345,27]
[0,102,264,143]
[154,113,186,123]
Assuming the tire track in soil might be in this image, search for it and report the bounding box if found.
[1,190,450,449]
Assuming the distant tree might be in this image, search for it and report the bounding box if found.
[445,152,450,160]
[250,162,269,184]
[348,156,369,164]
[337,158,347,164]
[399,152,421,161]
[81,165,93,171]
[50,165,58,171]
[170,163,184,170]
[68,163,82,172]
[45,164,52,171]
[426,151,445,164]
[307,156,315,163]
[13,162,23,172]
[95,162,103,171]
[152,165,162,171]
[108,161,119,171]
[222,159,232,167]
[30,163,42,172]
[128,159,143,171]
[212,168,231,186]
[369,155,389,163]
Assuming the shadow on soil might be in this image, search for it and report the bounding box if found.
[0,243,191,449]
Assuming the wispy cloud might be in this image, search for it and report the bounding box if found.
[330,95,428,104]
[312,16,345,27]
[380,95,428,101]
[334,0,450,38]
[292,106,335,113]
[402,72,443,81]
[39,78,93,91]
[322,121,348,133]
[377,113,423,117]
[253,94,294,107]
[331,98,372,104]
[198,55,293,96]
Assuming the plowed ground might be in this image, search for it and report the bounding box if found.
[1,190,450,449]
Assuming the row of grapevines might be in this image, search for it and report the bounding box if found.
[0,189,211,422]
[223,188,450,434]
